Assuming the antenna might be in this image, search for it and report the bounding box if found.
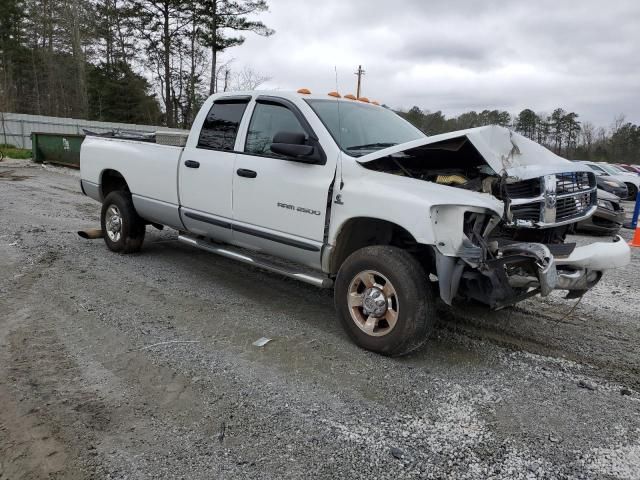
[354,65,365,98]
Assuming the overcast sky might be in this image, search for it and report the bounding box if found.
[227,0,640,127]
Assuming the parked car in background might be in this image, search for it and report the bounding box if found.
[575,160,640,200]
[595,174,628,198]
[575,189,625,236]
[617,164,640,174]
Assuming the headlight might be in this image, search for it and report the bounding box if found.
[597,199,613,210]
[603,180,620,187]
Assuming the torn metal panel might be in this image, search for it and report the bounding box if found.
[356,125,593,181]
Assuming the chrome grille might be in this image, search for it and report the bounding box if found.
[556,172,593,194]
[504,178,540,199]
[506,171,597,227]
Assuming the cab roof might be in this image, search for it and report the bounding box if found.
[212,90,383,105]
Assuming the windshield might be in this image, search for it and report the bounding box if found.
[306,99,424,157]
[585,163,607,175]
[608,165,628,174]
[598,163,623,175]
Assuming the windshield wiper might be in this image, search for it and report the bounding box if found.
[346,142,397,151]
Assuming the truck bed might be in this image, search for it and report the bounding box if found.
[81,136,183,207]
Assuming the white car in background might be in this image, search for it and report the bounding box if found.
[577,161,640,200]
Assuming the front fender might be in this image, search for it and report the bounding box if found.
[329,162,503,246]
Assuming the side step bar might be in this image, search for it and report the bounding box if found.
[178,234,334,288]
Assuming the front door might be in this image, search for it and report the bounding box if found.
[232,98,336,268]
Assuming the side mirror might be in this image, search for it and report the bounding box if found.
[270,131,319,163]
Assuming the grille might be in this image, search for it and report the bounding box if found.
[506,171,597,227]
[511,203,541,221]
[555,191,595,220]
[556,172,593,194]
[504,178,540,198]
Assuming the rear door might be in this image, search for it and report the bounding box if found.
[179,97,250,241]
[231,97,335,268]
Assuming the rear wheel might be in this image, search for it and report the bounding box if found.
[624,183,637,201]
[100,191,145,253]
[334,246,435,356]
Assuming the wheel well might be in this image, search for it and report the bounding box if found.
[101,169,130,199]
[329,217,434,274]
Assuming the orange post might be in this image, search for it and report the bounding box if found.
[630,225,640,247]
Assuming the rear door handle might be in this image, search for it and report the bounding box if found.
[236,168,257,178]
[184,160,200,168]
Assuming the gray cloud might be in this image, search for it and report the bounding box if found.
[228,0,640,126]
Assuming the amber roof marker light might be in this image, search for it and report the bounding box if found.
[328,91,341,98]
[344,94,356,100]
[297,88,312,94]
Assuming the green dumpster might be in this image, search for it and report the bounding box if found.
[31,132,84,168]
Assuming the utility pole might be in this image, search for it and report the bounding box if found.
[355,65,365,98]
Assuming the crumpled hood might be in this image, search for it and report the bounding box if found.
[356,125,591,181]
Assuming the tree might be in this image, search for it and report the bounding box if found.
[580,121,595,158]
[401,106,425,131]
[0,0,24,111]
[549,108,566,153]
[131,0,193,127]
[515,109,539,140]
[563,111,581,157]
[198,0,274,95]
[477,109,511,127]
[609,122,640,163]
[231,65,270,90]
[87,61,162,124]
[455,111,480,129]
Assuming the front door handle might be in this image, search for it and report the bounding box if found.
[236,168,257,178]
[184,160,200,168]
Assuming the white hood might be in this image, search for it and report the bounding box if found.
[356,125,590,181]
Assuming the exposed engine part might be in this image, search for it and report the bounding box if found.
[361,138,597,230]
[436,175,467,186]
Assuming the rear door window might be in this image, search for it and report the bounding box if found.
[197,101,249,151]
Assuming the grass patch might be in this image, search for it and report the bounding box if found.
[0,143,32,160]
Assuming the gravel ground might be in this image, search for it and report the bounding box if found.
[1,158,640,480]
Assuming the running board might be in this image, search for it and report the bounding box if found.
[177,235,333,288]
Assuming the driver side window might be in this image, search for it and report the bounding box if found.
[245,103,307,157]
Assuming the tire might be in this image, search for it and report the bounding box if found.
[334,245,435,356]
[100,191,146,253]
[624,183,637,201]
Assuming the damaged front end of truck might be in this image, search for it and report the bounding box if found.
[358,126,631,308]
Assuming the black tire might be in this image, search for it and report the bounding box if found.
[100,191,145,253]
[334,245,435,356]
[624,183,637,201]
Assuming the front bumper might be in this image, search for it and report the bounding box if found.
[437,232,631,308]
[507,235,630,300]
[554,235,630,271]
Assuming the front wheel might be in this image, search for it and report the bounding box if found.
[624,183,637,201]
[334,246,435,356]
[100,191,146,253]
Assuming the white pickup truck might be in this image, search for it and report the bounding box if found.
[80,90,631,356]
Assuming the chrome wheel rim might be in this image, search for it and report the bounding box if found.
[347,270,399,337]
[105,205,122,242]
